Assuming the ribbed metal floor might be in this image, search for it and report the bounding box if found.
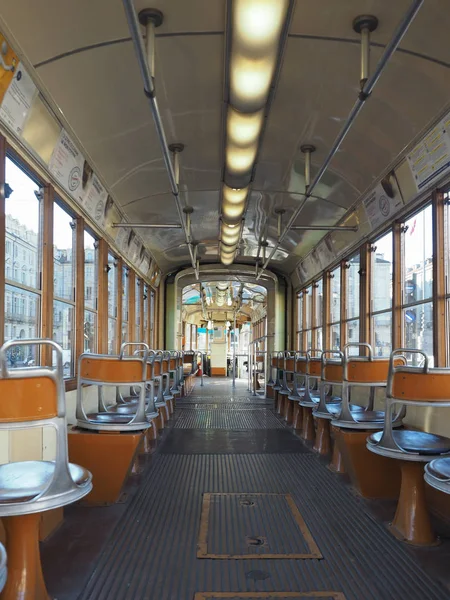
[78,379,450,600]
[175,409,285,429]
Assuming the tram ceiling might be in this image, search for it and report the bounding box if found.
[1,1,450,274]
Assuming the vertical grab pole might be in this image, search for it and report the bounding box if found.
[248,342,252,392]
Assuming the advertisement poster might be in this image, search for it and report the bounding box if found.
[0,63,37,135]
[363,170,403,230]
[49,129,87,203]
[83,174,108,229]
[128,232,141,264]
[407,112,450,191]
[115,226,130,253]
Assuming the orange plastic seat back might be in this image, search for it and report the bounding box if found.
[0,375,57,422]
[285,358,294,370]
[80,356,144,384]
[296,359,307,374]
[170,358,176,369]
[308,359,321,377]
[392,370,450,402]
[323,362,343,382]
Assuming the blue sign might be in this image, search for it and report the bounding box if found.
[405,309,416,323]
[405,280,416,294]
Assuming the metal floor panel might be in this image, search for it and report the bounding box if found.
[175,409,285,429]
[79,453,449,600]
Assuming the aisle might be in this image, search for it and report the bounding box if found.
[75,377,448,600]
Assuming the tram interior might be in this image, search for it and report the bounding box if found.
[0,0,450,599]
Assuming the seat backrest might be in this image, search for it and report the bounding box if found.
[389,349,450,403]
[79,352,148,385]
[306,350,323,377]
[0,339,83,501]
[343,343,405,384]
[0,339,64,423]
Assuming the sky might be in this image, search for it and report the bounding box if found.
[6,157,95,251]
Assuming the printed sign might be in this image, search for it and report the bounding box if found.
[407,112,450,191]
[363,170,403,230]
[83,174,108,228]
[49,129,86,203]
[0,63,37,135]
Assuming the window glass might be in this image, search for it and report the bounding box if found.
[297,293,303,332]
[330,323,340,351]
[143,285,149,343]
[316,327,323,351]
[297,331,303,351]
[403,302,433,364]
[373,312,392,357]
[346,319,360,349]
[185,322,191,349]
[346,254,360,320]
[5,158,40,290]
[304,286,312,329]
[108,317,116,354]
[53,300,74,377]
[135,277,141,341]
[107,254,117,318]
[122,267,129,343]
[107,253,117,354]
[403,205,433,304]
[84,310,96,353]
[314,279,323,327]
[4,284,39,365]
[53,203,74,301]
[330,267,341,323]
[150,290,155,347]
[372,231,393,312]
[84,231,97,310]
[306,329,312,350]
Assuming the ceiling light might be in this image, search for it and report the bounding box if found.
[221,254,234,266]
[226,143,258,174]
[223,185,248,204]
[234,0,289,49]
[222,202,245,225]
[227,297,233,306]
[221,223,241,245]
[227,107,264,147]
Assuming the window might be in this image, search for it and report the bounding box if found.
[135,276,141,341]
[122,266,129,343]
[344,252,360,353]
[312,278,323,350]
[107,253,118,354]
[53,201,75,377]
[4,158,42,367]
[402,204,433,364]
[150,289,155,348]
[143,284,149,345]
[371,231,393,357]
[328,266,341,350]
[296,292,303,350]
[84,231,97,353]
[303,286,313,349]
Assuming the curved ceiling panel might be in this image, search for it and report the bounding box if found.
[1,0,450,276]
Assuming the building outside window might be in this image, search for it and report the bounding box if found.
[122,266,129,343]
[4,157,42,367]
[401,204,433,364]
[371,231,393,357]
[303,285,313,349]
[344,252,360,354]
[53,201,75,377]
[296,292,303,350]
[312,278,323,350]
[107,253,118,354]
[328,266,341,350]
[135,276,141,341]
[84,231,97,353]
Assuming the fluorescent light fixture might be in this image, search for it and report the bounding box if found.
[226,143,257,174]
[227,107,264,147]
[230,56,275,113]
[220,0,291,266]
[234,0,289,49]
[223,185,248,204]
[222,221,242,243]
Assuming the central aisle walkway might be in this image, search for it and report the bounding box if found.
[64,378,449,599]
